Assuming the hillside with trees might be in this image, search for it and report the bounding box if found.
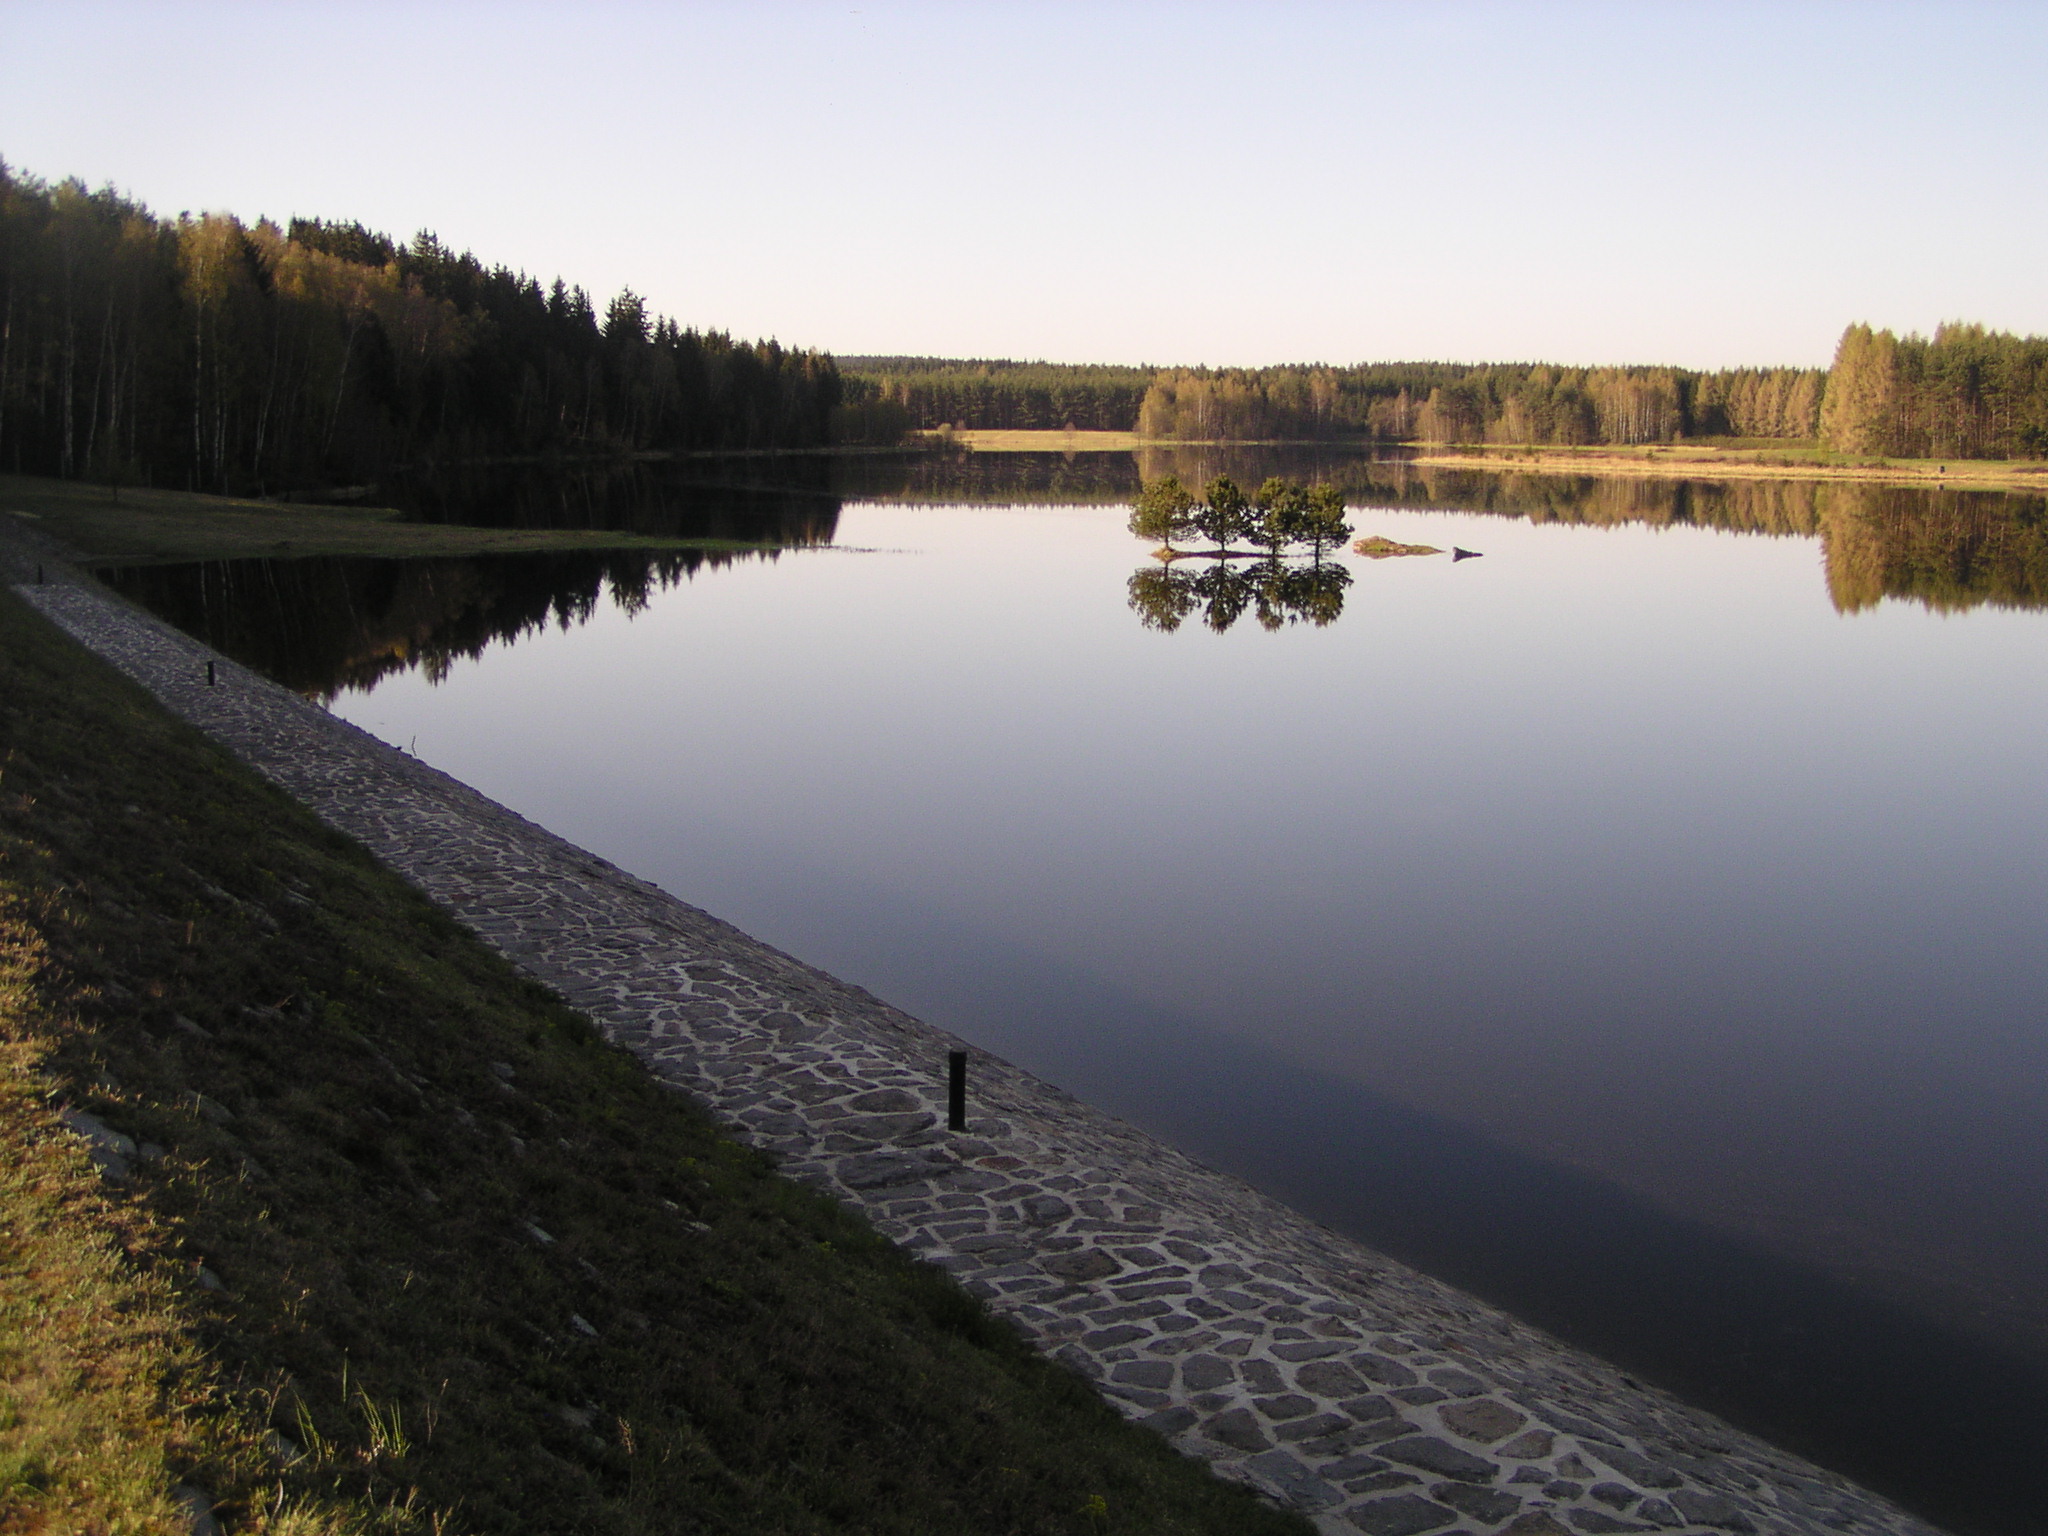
[0,163,842,494]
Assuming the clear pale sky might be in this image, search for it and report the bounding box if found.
[3,0,2042,370]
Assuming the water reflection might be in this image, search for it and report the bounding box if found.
[1127,560,1353,632]
[357,446,2048,619]
[1132,450,2048,617]
[102,547,772,698]
[379,454,847,542]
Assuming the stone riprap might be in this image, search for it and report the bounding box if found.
[3,530,1941,1536]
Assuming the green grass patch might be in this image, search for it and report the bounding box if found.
[0,585,1307,1535]
[0,475,788,566]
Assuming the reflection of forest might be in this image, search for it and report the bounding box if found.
[384,456,846,543]
[103,548,778,699]
[835,448,1142,505]
[1129,560,1352,633]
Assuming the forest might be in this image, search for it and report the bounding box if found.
[836,357,1153,434]
[1820,323,2048,459]
[0,163,843,494]
[851,327,2048,461]
[1133,361,1826,445]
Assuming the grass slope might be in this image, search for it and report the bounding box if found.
[0,476,790,566]
[0,585,1308,1536]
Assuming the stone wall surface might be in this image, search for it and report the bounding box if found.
[1,521,1944,1536]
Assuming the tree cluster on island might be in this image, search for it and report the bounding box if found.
[1126,474,1355,632]
[1129,473,1353,559]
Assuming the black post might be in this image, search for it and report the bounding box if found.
[947,1050,967,1131]
[206,661,216,687]
[35,564,44,584]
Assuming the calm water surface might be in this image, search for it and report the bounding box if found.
[108,457,2048,1533]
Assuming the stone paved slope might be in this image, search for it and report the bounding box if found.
[3,532,1942,1536]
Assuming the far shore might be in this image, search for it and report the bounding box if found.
[942,429,2048,494]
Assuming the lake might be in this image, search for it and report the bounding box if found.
[106,450,2048,1535]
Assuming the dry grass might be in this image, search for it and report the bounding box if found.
[1404,441,2048,493]
[946,431,1148,453]
[0,856,369,1534]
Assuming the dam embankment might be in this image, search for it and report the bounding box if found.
[1,521,1942,1536]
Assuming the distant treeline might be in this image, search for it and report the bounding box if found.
[852,327,2048,461]
[0,163,842,493]
[1137,363,1826,445]
[836,358,1154,436]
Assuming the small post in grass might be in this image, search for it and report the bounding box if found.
[947,1050,967,1131]
[206,661,216,687]
[35,564,43,584]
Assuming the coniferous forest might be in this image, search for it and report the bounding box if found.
[0,163,843,493]
[837,357,1153,434]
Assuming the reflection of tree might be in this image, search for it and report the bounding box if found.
[1128,559,1352,633]
[1822,488,2048,613]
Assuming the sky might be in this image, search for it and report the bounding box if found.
[2,0,2044,371]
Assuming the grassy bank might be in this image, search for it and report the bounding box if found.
[1405,440,2048,492]
[0,476,794,566]
[944,430,2048,494]
[0,583,1307,1536]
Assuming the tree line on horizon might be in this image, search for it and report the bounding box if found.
[834,357,1155,436]
[853,325,2048,461]
[0,163,842,493]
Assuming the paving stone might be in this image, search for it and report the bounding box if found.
[1295,1359,1369,1397]
[1111,1361,1175,1390]
[1346,1492,1458,1535]
[1353,1355,1421,1388]
[1438,1398,1527,1444]
[1497,1429,1556,1460]
[1241,1359,1289,1394]
[1586,1445,1684,1490]
[1670,1489,1760,1532]
[1203,1407,1272,1454]
[1379,1434,1501,1484]
[1246,1449,1345,1511]
[1041,1250,1121,1282]
[1275,1412,1352,1443]
[1254,1394,1319,1422]
[1431,1481,1524,1523]
[1568,1510,1654,1534]
[3,549,1949,1536]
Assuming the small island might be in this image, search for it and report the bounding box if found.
[1352,535,1442,559]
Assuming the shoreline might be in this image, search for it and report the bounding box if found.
[942,431,2048,494]
[1,514,1945,1536]
[0,473,807,566]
